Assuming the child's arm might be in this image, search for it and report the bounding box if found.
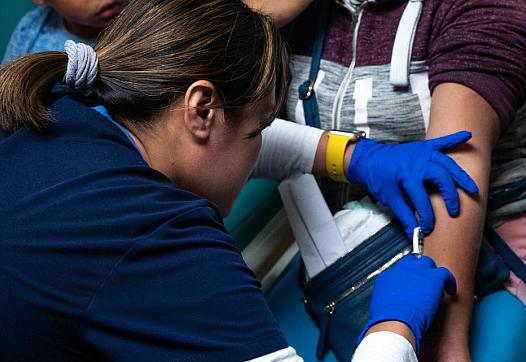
[244,0,314,28]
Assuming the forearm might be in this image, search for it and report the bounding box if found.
[244,0,314,28]
[421,83,500,360]
[421,166,487,359]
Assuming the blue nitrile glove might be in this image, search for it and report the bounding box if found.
[357,255,457,353]
[346,131,479,237]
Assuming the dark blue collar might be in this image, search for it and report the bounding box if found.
[92,105,145,161]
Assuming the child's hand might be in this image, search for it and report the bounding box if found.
[244,0,314,28]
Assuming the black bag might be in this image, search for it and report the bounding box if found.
[302,219,525,361]
[302,222,411,361]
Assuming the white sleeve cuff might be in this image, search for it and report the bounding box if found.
[352,331,418,362]
[253,118,324,180]
[244,331,416,362]
[245,347,304,362]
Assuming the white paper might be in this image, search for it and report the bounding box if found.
[278,174,348,278]
[279,176,393,278]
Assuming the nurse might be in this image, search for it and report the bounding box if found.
[0,0,471,361]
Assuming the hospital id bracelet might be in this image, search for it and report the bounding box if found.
[326,130,366,183]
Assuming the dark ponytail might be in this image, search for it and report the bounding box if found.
[0,52,67,133]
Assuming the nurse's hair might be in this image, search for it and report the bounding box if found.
[0,0,289,133]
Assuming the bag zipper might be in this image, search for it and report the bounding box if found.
[325,247,411,314]
[314,246,411,358]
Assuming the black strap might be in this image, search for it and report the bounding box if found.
[484,223,526,284]
[298,1,333,128]
[485,179,526,285]
[488,178,526,211]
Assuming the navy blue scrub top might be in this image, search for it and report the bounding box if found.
[0,92,287,361]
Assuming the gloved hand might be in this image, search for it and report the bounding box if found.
[346,131,479,237]
[357,255,457,353]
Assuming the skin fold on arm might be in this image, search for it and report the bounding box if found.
[419,83,500,362]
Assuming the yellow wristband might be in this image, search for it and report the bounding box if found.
[326,130,365,183]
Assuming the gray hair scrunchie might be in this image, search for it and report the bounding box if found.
[63,40,99,95]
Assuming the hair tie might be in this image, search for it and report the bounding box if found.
[63,40,99,95]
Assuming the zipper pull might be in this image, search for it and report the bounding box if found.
[316,302,336,359]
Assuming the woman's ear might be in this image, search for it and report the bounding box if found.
[184,80,221,141]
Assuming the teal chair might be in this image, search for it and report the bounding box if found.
[470,290,526,362]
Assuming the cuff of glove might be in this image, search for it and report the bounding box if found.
[357,307,425,354]
[345,139,378,184]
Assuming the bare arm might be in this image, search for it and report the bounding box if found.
[420,83,500,361]
[244,0,314,28]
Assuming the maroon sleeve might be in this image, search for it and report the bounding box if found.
[428,0,526,128]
